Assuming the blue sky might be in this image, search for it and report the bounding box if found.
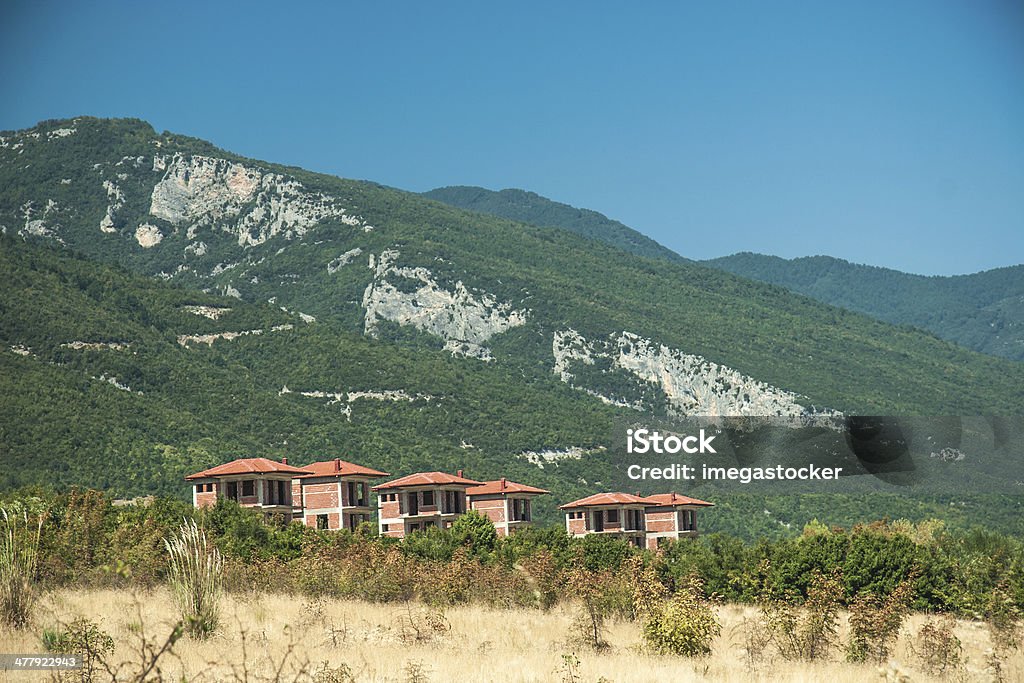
[1,1,1021,275]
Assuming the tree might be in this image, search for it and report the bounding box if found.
[451,510,497,558]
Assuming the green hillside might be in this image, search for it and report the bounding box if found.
[422,182,1023,362]
[3,117,1024,537]
[707,253,1024,361]
[2,117,1021,416]
[0,237,626,519]
[422,185,688,263]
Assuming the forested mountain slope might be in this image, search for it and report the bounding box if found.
[2,117,1020,418]
[707,253,1024,361]
[424,183,1023,361]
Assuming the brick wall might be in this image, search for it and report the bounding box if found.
[469,495,506,523]
[303,482,340,511]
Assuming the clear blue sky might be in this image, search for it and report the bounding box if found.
[1,1,1021,275]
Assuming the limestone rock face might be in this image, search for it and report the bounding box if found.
[19,200,64,244]
[553,329,825,416]
[327,248,363,273]
[100,180,123,233]
[149,154,367,247]
[362,249,528,361]
[135,223,163,248]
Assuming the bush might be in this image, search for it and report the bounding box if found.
[566,565,618,650]
[451,510,498,557]
[164,519,223,639]
[845,580,913,663]
[641,576,720,657]
[912,614,962,676]
[41,617,114,682]
[761,569,843,661]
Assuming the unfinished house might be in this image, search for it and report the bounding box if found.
[372,471,482,538]
[292,458,390,531]
[642,492,714,549]
[186,457,312,516]
[466,478,549,537]
[560,492,653,548]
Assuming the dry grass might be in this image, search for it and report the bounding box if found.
[0,588,1020,682]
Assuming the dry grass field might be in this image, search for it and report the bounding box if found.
[0,588,1020,682]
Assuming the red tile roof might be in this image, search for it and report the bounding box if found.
[372,471,483,490]
[299,458,390,479]
[466,478,550,496]
[185,457,313,480]
[559,492,656,509]
[644,492,714,508]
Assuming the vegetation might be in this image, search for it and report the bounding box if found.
[0,488,1018,679]
[425,184,1024,363]
[422,185,689,264]
[164,519,223,639]
[640,576,721,657]
[2,489,1022,621]
[708,252,1024,361]
[844,580,914,663]
[0,506,43,628]
[8,588,1015,682]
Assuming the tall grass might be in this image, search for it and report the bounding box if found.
[164,519,223,639]
[0,507,44,628]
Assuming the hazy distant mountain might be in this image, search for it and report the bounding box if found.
[707,253,1024,362]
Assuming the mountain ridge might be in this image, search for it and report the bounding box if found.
[423,183,1023,361]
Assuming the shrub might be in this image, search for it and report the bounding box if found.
[566,565,615,650]
[450,510,498,557]
[0,507,44,628]
[984,580,1021,681]
[41,617,114,682]
[641,576,721,657]
[845,580,913,663]
[627,555,667,620]
[164,519,223,639]
[912,614,962,676]
[762,569,843,661]
[521,549,561,610]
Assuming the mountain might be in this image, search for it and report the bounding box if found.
[706,253,1024,362]
[0,236,620,523]
[423,184,1024,362]
[422,185,688,264]
[3,117,1024,536]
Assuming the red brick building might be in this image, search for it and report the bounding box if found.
[372,471,482,538]
[642,492,714,549]
[292,458,390,531]
[186,457,312,516]
[560,492,653,548]
[466,478,549,537]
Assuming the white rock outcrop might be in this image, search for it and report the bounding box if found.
[19,200,65,244]
[177,324,292,347]
[280,386,432,421]
[100,180,123,233]
[181,305,232,320]
[60,341,130,351]
[520,445,606,469]
[327,248,363,273]
[362,250,528,361]
[135,223,163,248]
[553,329,824,416]
[149,154,371,247]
